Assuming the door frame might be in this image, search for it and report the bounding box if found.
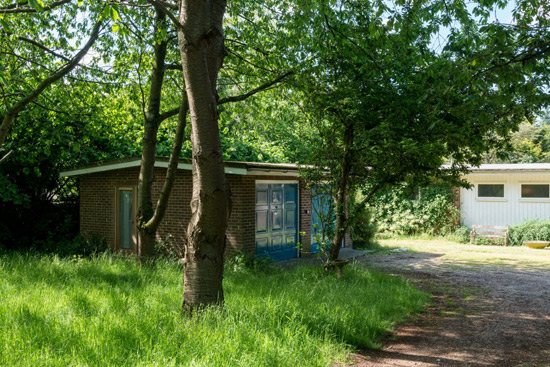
[115,186,138,253]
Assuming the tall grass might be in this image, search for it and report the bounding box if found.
[0,253,427,367]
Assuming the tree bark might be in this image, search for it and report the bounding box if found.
[137,7,169,261]
[177,0,230,314]
[328,123,354,264]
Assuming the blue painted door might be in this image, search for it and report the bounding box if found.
[311,188,333,254]
[255,183,298,261]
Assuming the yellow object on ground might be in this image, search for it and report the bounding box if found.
[524,241,550,249]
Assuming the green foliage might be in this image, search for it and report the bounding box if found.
[30,231,109,258]
[447,226,471,244]
[372,186,460,236]
[350,205,378,249]
[509,220,550,246]
[225,251,273,272]
[154,234,185,260]
[0,254,428,366]
[487,120,550,163]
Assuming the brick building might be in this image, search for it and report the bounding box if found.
[61,157,351,261]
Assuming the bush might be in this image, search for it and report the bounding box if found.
[350,206,378,249]
[41,232,109,257]
[155,233,185,260]
[371,185,459,236]
[447,225,471,243]
[226,251,273,272]
[509,220,550,246]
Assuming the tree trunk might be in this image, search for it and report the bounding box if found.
[177,0,230,314]
[328,123,354,264]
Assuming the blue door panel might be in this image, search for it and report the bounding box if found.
[271,235,283,252]
[272,210,282,231]
[311,188,339,254]
[256,211,268,233]
[256,237,269,256]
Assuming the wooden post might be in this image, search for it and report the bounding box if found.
[470,230,475,245]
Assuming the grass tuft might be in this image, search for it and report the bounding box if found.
[0,253,427,367]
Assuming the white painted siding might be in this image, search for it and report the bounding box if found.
[461,172,550,227]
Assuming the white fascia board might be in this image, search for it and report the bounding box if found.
[60,160,142,177]
[246,169,300,177]
[60,160,248,177]
[465,171,550,177]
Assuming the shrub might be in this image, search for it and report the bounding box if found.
[509,220,550,246]
[448,225,471,243]
[350,206,378,249]
[155,233,185,260]
[225,251,273,272]
[39,232,108,257]
[371,185,459,236]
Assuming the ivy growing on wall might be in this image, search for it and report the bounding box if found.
[371,185,459,236]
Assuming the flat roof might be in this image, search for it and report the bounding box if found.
[59,157,302,177]
[466,163,550,173]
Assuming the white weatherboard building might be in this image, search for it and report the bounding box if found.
[460,164,550,227]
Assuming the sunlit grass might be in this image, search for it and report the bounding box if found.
[379,238,550,270]
[0,253,427,367]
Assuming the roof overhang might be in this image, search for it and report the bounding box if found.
[60,157,301,177]
[464,164,550,176]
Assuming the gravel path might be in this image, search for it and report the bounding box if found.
[349,249,550,367]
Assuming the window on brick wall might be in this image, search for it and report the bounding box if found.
[116,187,137,252]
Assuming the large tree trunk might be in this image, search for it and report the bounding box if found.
[177,0,230,314]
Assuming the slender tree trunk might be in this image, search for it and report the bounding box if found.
[137,8,168,260]
[328,123,354,263]
[177,0,230,314]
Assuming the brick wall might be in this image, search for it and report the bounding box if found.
[452,186,460,211]
[299,182,312,256]
[79,168,314,258]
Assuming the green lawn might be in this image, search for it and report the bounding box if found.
[380,238,550,270]
[0,253,427,367]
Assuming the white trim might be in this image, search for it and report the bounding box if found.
[255,179,299,184]
[518,199,550,203]
[61,160,141,177]
[475,198,508,202]
[466,171,550,176]
[60,160,248,177]
[247,169,300,177]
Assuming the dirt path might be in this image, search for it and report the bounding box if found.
[350,245,550,367]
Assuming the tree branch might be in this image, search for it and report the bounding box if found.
[16,35,114,75]
[147,94,189,231]
[0,0,71,14]
[0,150,13,164]
[157,72,294,123]
[143,0,180,28]
[0,18,103,150]
[164,63,182,71]
[218,71,294,105]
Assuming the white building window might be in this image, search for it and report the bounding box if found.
[521,184,550,199]
[478,184,504,198]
